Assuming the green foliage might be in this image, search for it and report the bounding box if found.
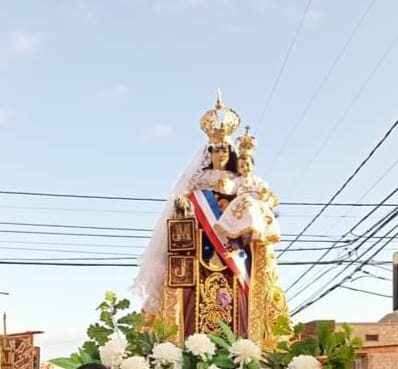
[272,315,293,337]
[264,322,363,369]
[211,352,235,368]
[293,323,305,336]
[49,347,100,369]
[262,352,287,369]
[316,322,363,369]
[218,320,237,345]
[50,291,363,369]
[51,291,180,369]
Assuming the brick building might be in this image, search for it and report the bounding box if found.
[304,312,398,369]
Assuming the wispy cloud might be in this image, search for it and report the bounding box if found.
[144,124,174,141]
[9,30,42,56]
[0,109,7,123]
[95,84,130,99]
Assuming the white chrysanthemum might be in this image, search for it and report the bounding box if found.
[287,355,321,369]
[185,333,216,361]
[99,338,127,369]
[229,339,262,369]
[120,356,150,369]
[151,342,183,369]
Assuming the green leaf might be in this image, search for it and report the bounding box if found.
[209,334,230,349]
[293,323,305,335]
[100,310,114,327]
[105,290,117,304]
[272,315,293,337]
[289,337,320,357]
[96,301,110,311]
[351,337,363,349]
[218,321,236,344]
[78,348,97,364]
[49,358,78,369]
[81,341,100,360]
[212,353,235,368]
[247,359,261,369]
[117,312,143,327]
[70,353,83,365]
[87,323,113,345]
[115,298,131,310]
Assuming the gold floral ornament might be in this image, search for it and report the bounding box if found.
[200,88,241,144]
[235,125,257,156]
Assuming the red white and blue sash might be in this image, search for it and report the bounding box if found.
[188,190,250,295]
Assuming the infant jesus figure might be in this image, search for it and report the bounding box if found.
[214,154,280,254]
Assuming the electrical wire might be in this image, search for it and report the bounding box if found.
[279,119,398,258]
[340,285,392,298]
[291,208,398,316]
[0,221,152,232]
[0,229,151,238]
[293,35,398,188]
[0,190,165,202]
[286,190,398,298]
[272,0,377,162]
[255,0,313,132]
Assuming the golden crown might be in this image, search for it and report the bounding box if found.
[200,89,241,145]
[236,125,257,156]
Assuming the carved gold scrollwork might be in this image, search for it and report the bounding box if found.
[198,272,233,333]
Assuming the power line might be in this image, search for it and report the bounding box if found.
[340,285,392,298]
[293,34,398,188]
[272,0,377,162]
[255,0,313,132]
[322,156,398,236]
[0,190,165,202]
[0,221,152,232]
[291,209,398,316]
[0,229,151,238]
[285,185,398,295]
[0,259,391,268]
[0,204,159,215]
[1,256,139,261]
[279,119,398,258]
[1,191,398,207]
[0,245,136,256]
[372,264,391,272]
[0,261,138,267]
[0,239,145,250]
[278,260,391,266]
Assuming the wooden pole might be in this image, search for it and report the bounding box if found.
[393,252,398,311]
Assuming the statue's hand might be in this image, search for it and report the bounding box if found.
[175,196,191,215]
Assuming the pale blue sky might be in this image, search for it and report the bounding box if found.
[1,0,398,362]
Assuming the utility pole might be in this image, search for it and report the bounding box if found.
[393,252,398,311]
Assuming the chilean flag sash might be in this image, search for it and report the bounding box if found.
[187,190,250,295]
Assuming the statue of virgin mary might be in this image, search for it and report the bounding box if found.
[133,91,290,349]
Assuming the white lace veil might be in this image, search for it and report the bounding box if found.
[132,145,211,313]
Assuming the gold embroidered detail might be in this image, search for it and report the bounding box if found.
[231,198,252,220]
[198,272,234,333]
[248,240,268,344]
[248,241,291,350]
[149,270,184,345]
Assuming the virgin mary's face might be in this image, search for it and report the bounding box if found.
[211,145,229,170]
